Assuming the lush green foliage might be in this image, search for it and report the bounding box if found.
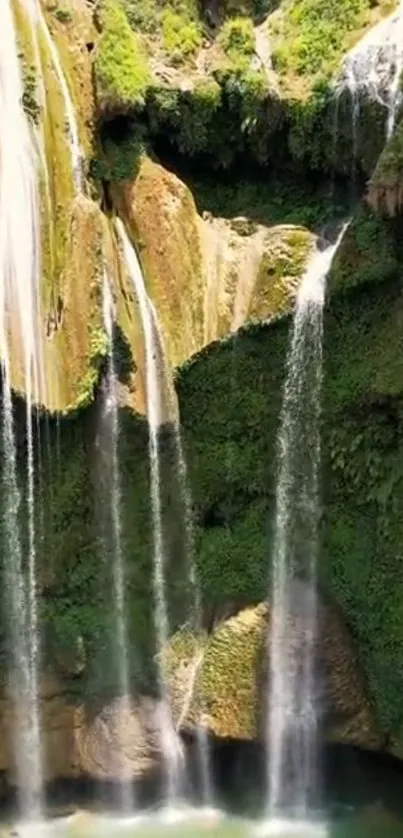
[121,72,385,176]
[369,118,403,213]
[271,0,390,81]
[170,206,403,746]
[89,131,145,182]
[218,16,255,68]
[328,208,401,294]
[323,279,403,731]
[170,169,349,228]
[162,9,202,63]
[95,0,151,114]
[123,0,159,32]
[123,0,200,34]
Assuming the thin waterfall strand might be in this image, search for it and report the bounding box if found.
[37,8,83,190]
[336,1,403,140]
[116,219,184,805]
[102,276,135,813]
[0,0,43,818]
[151,307,212,806]
[267,227,347,823]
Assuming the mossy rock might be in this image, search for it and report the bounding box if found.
[327,205,403,296]
[45,196,106,413]
[164,605,267,739]
[367,118,403,216]
[163,600,379,747]
[248,225,314,321]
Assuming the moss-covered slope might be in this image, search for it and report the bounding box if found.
[172,208,403,751]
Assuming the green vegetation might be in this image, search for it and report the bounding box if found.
[89,132,145,182]
[92,0,390,178]
[162,9,202,63]
[271,0,394,88]
[110,70,383,176]
[123,0,160,33]
[95,0,151,114]
[368,119,403,215]
[182,171,350,226]
[122,0,201,35]
[218,16,255,71]
[54,6,73,23]
[328,207,401,294]
[21,62,40,124]
[169,206,403,748]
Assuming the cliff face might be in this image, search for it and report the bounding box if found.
[5,0,403,790]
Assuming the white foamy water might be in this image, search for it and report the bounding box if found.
[267,227,348,823]
[37,8,83,190]
[116,219,184,804]
[63,805,227,836]
[101,276,134,813]
[0,0,43,820]
[337,1,403,139]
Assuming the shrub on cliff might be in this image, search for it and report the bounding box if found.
[95,0,151,115]
[162,9,202,63]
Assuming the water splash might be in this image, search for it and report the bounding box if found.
[267,226,348,823]
[101,276,134,813]
[116,219,184,804]
[336,1,403,140]
[36,7,83,190]
[0,0,43,819]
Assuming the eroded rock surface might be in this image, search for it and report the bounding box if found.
[114,157,315,369]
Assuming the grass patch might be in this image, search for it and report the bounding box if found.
[162,9,202,63]
[270,0,395,93]
[218,16,255,72]
[95,0,151,114]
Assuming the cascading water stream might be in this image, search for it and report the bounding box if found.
[116,219,184,806]
[36,6,83,191]
[0,0,43,820]
[266,227,348,832]
[154,316,212,808]
[336,1,403,141]
[101,276,134,813]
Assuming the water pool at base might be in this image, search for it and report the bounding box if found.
[4,803,403,838]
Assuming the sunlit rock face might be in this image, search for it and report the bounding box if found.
[113,157,315,369]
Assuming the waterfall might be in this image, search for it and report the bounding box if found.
[116,219,184,805]
[37,8,83,190]
[266,227,347,830]
[101,276,134,813]
[336,1,403,140]
[0,0,43,820]
[161,347,212,808]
